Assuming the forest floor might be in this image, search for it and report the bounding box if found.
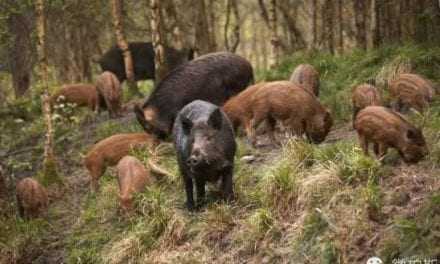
[1,44,440,263]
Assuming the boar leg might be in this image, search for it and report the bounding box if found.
[16,195,25,218]
[373,143,380,156]
[266,116,278,145]
[245,119,257,146]
[377,143,388,158]
[359,134,369,156]
[184,176,195,210]
[88,164,104,192]
[195,179,206,208]
[352,108,359,129]
[221,166,234,202]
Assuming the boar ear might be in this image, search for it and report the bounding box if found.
[181,116,193,134]
[208,108,223,130]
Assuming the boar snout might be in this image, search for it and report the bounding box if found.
[402,146,428,164]
[187,148,208,167]
[187,149,202,167]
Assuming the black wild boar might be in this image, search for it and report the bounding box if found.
[135,52,254,140]
[173,100,236,210]
[98,42,194,82]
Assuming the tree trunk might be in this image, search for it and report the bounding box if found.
[224,0,240,52]
[8,12,32,98]
[322,0,335,54]
[35,0,60,185]
[278,0,306,50]
[150,0,167,82]
[415,0,428,42]
[337,0,344,53]
[312,0,318,50]
[251,11,261,69]
[370,0,381,48]
[207,0,217,51]
[194,0,212,55]
[164,0,184,49]
[268,0,280,68]
[353,0,367,49]
[258,0,270,28]
[111,0,139,95]
[261,23,268,70]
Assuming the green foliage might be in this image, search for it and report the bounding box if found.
[135,187,172,249]
[37,156,63,186]
[362,175,383,216]
[95,119,142,140]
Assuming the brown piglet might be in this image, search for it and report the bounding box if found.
[354,106,428,163]
[51,84,100,112]
[116,156,154,212]
[96,71,122,118]
[16,178,48,219]
[224,81,332,145]
[84,133,158,192]
[389,73,435,113]
[289,64,320,96]
[352,84,382,126]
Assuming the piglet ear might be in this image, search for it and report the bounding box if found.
[181,116,193,134]
[208,108,223,130]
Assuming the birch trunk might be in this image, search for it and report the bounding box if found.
[150,0,167,82]
[268,0,280,68]
[35,0,60,185]
[111,0,139,95]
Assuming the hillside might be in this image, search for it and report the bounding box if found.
[1,44,439,264]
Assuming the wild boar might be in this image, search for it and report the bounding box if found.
[16,178,48,219]
[352,84,382,126]
[51,84,101,112]
[389,73,435,113]
[135,52,254,140]
[96,71,122,118]
[116,156,154,212]
[84,133,158,192]
[224,81,332,145]
[289,64,320,96]
[98,42,194,82]
[354,106,428,163]
[173,100,236,210]
[222,82,266,132]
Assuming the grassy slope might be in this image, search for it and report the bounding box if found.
[1,44,440,263]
